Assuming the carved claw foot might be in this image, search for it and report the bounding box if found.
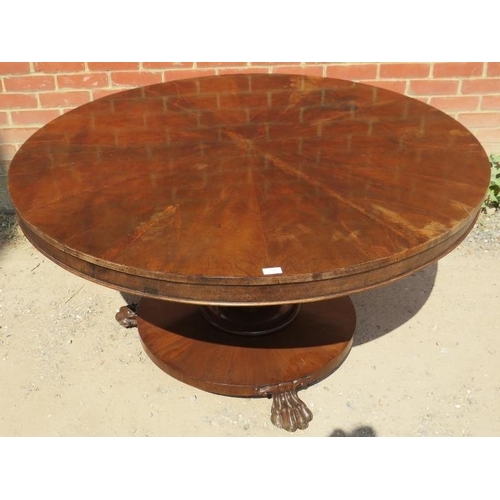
[115,304,138,328]
[270,390,313,432]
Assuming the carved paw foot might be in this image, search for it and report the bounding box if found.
[115,305,138,328]
[270,390,313,432]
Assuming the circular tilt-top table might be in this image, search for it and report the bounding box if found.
[8,74,490,432]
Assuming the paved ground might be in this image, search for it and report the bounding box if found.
[0,213,499,437]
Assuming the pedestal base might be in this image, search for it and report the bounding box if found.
[201,304,300,335]
[136,297,356,432]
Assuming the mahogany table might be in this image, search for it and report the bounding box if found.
[8,74,490,432]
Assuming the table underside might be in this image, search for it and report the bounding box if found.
[135,296,356,432]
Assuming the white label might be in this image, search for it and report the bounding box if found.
[262,267,283,275]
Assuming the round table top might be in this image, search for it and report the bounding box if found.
[9,74,491,305]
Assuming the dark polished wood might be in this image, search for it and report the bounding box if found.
[137,296,355,432]
[201,304,300,335]
[8,74,490,305]
[8,74,491,432]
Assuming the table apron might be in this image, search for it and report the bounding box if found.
[18,214,475,306]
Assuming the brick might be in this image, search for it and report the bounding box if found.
[40,91,91,108]
[196,62,248,68]
[482,96,500,110]
[0,112,9,125]
[363,79,407,94]
[10,109,61,125]
[163,69,216,82]
[250,62,300,66]
[0,127,39,144]
[111,71,162,86]
[471,128,500,144]
[462,78,500,94]
[217,67,270,75]
[0,62,31,74]
[92,89,123,100]
[433,62,483,78]
[0,144,17,161]
[57,73,109,88]
[88,62,139,71]
[326,63,378,80]
[272,65,324,77]
[430,96,480,111]
[143,62,193,69]
[59,108,78,116]
[380,63,431,78]
[34,62,86,72]
[457,112,500,128]
[487,63,500,77]
[0,93,38,109]
[412,96,430,105]
[3,75,55,91]
[409,80,459,95]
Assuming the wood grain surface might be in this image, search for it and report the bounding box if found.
[136,296,356,396]
[8,74,491,304]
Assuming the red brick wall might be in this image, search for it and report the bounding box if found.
[1,61,499,162]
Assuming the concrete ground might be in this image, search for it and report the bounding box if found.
[0,215,499,437]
